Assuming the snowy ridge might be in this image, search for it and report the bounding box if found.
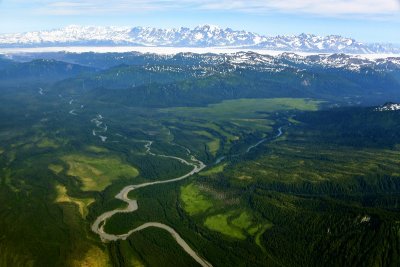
[278,53,400,72]
[1,25,399,54]
[375,103,400,111]
[173,51,400,73]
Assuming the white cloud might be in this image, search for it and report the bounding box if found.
[198,0,400,15]
[25,0,400,16]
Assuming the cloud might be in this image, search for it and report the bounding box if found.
[198,0,400,15]
[33,0,183,15]
[26,0,400,17]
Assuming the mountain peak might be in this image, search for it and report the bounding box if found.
[376,102,400,111]
[194,24,222,32]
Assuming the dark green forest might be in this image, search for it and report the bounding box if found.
[0,52,399,267]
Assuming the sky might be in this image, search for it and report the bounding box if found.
[0,0,400,43]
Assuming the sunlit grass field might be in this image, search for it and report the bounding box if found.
[61,154,139,191]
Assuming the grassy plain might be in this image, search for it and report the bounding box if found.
[204,212,246,239]
[86,145,109,153]
[193,130,220,156]
[199,164,226,176]
[36,138,59,149]
[70,247,110,267]
[61,154,139,191]
[48,164,63,174]
[180,183,213,215]
[231,211,253,229]
[55,184,95,218]
[161,98,321,119]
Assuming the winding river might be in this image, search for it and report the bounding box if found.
[215,126,284,164]
[246,126,283,153]
[92,126,285,267]
[91,141,212,267]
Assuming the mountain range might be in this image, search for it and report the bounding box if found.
[1,50,399,108]
[1,25,399,54]
[5,51,400,73]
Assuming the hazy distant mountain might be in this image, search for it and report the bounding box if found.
[0,25,399,54]
[375,102,400,111]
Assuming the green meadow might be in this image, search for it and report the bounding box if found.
[160,98,321,119]
[61,154,139,191]
[180,183,213,215]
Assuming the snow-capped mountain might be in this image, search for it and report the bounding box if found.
[0,25,399,54]
[5,50,400,74]
[278,52,400,72]
[375,102,400,111]
[159,51,400,73]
